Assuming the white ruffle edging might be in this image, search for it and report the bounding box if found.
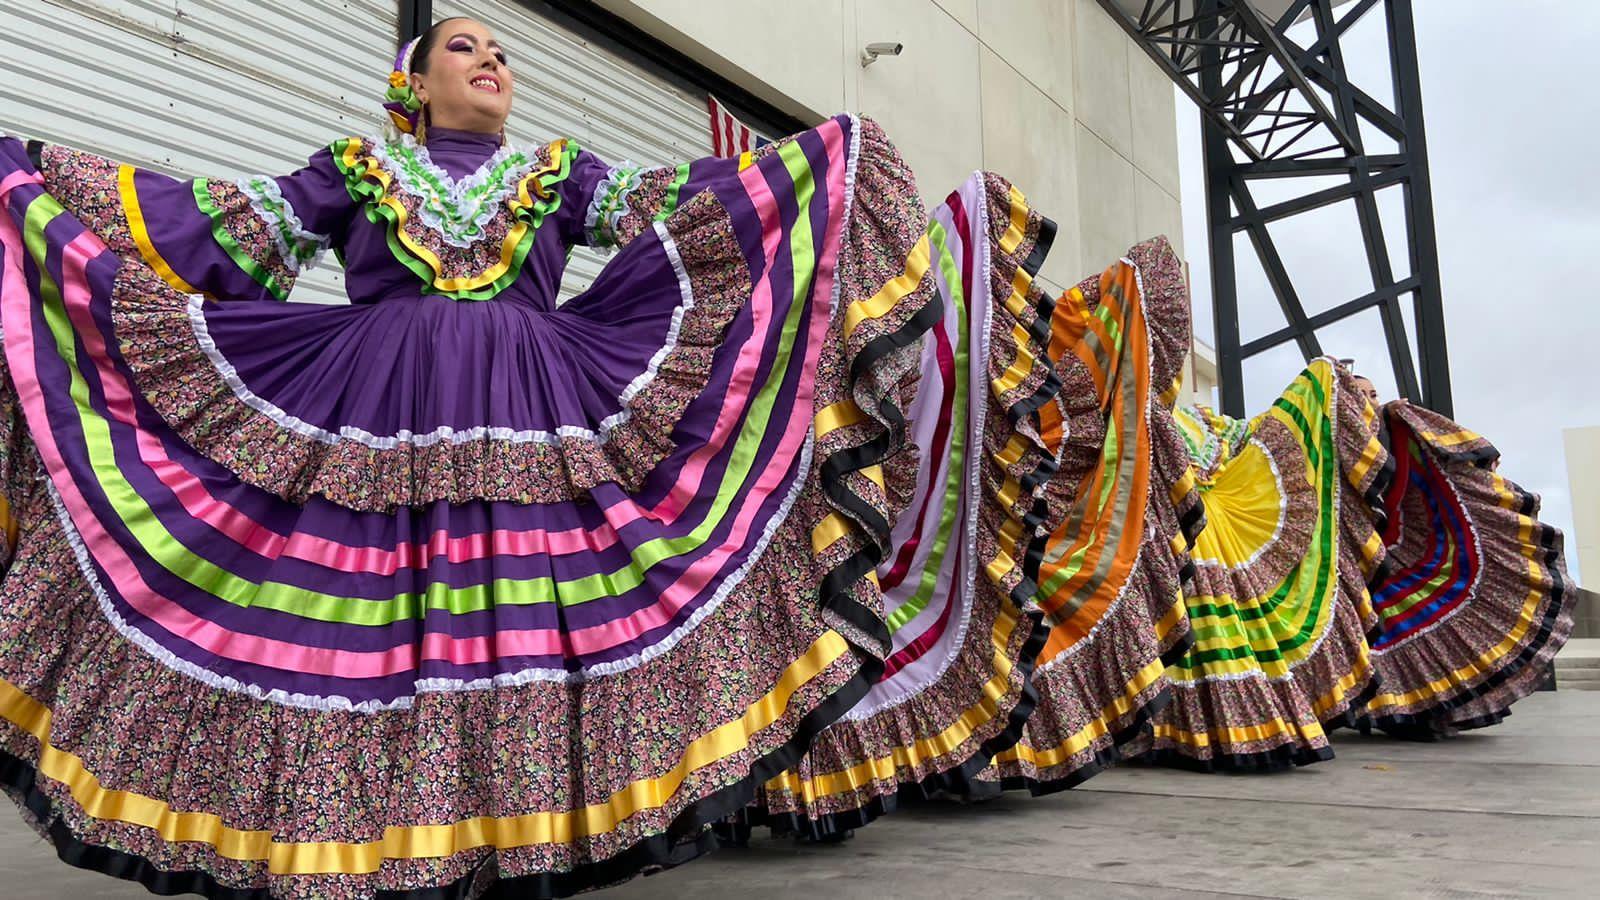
[234,176,330,274]
[181,219,696,450]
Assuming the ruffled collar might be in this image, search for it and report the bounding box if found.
[331,135,580,300]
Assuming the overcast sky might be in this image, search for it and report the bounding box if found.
[1175,1,1599,583]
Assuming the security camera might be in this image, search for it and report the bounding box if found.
[860,41,904,67]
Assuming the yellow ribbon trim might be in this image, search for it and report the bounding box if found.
[1169,467,1198,507]
[984,515,1024,587]
[1153,590,1188,647]
[807,466,887,557]
[1159,374,1183,409]
[813,400,865,439]
[1310,655,1374,719]
[0,631,850,874]
[991,188,1041,397]
[995,323,1041,397]
[1418,426,1484,448]
[0,492,16,554]
[1168,653,1265,680]
[1348,433,1385,491]
[997,185,1029,255]
[119,165,202,297]
[1005,268,1033,318]
[843,233,930,340]
[861,464,885,491]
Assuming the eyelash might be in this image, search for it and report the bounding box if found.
[449,41,508,65]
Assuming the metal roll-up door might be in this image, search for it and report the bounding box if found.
[433,0,715,297]
[0,0,398,305]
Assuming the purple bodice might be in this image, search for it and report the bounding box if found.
[270,125,611,309]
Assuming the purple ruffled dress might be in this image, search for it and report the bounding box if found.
[0,115,938,896]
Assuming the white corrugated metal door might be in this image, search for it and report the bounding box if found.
[0,1,713,302]
[433,0,714,296]
[0,0,397,304]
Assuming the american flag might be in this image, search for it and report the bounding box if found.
[707,94,771,157]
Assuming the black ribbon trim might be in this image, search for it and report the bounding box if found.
[1320,670,1384,733]
[818,287,946,650]
[737,207,1064,838]
[1176,500,1206,551]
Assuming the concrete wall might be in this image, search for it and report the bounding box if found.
[592,0,1185,294]
[1188,338,1219,409]
[1566,427,1599,591]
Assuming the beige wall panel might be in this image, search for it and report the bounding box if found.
[976,0,1075,114]
[1075,122,1138,274]
[1071,0,1132,158]
[980,48,1083,288]
[1129,47,1181,196]
[1134,170,1185,260]
[1566,427,1600,587]
[593,0,848,119]
[933,0,979,31]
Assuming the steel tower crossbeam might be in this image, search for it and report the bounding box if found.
[1097,0,1451,416]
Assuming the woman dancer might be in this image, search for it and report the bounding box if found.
[0,17,945,897]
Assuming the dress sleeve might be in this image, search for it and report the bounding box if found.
[26,137,354,302]
[554,148,636,250]
[560,135,808,252]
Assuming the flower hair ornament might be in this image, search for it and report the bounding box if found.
[384,36,425,140]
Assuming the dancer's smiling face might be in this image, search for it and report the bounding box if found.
[410,18,514,134]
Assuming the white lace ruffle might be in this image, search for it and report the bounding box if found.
[183,219,696,449]
[234,176,330,274]
[583,163,642,251]
[373,133,544,249]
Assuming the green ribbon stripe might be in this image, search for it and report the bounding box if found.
[192,180,292,302]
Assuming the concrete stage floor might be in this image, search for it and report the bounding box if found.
[3,692,1597,899]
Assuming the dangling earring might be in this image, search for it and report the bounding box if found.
[416,102,429,145]
[499,127,508,148]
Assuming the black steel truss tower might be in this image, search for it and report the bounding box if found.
[1097,0,1450,416]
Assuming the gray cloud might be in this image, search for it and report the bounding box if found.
[1176,1,1600,583]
